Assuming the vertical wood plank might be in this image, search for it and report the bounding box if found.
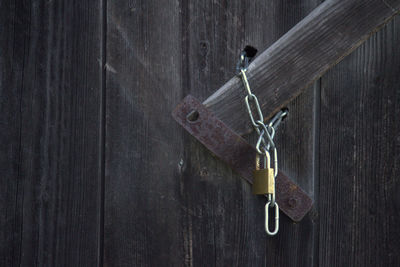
[104,1,184,266]
[180,1,266,265]
[0,0,103,265]
[319,17,400,267]
[253,1,321,267]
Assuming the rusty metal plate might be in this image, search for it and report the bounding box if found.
[172,95,313,222]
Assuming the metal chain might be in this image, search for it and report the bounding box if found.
[237,50,287,235]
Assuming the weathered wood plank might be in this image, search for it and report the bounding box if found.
[105,0,320,266]
[264,83,320,267]
[104,1,185,266]
[254,2,321,266]
[203,0,400,135]
[177,1,267,265]
[319,17,400,266]
[0,1,103,266]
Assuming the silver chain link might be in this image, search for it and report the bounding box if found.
[237,50,287,235]
[239,68,287,205]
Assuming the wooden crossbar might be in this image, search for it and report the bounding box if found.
[203,0,400,135]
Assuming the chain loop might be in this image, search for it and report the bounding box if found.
[244,95,264,129]
[237,49,287,235]
[240,69,253,96]
[255,128,274,154]
[265,202,279,236]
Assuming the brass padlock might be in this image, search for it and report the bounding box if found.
[252,152,274,195]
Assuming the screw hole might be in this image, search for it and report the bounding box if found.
[187,110,200,122]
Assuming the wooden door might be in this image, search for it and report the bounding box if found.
[1,0,399,266]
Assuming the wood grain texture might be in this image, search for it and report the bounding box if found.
[203,0,400,135]
[177,2,268,265]
[245,2,321,266]
[319,16,400,267]
[0,0,102,266]
[105,0,320,266]
[1,0,398,266]
[104,0,185,266]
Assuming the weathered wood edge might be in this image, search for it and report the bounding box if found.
[203,0,400,135]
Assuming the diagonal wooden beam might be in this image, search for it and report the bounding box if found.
[203,0,400,135]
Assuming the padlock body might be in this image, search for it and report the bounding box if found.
[267,169,274,194]
[252,168,274,195]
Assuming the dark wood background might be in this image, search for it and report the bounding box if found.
[1,0,399,266]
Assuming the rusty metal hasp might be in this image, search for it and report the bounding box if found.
[172,95,313,222]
